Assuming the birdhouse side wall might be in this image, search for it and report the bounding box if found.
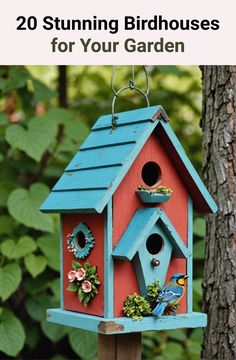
[113,133,189,317]
[62,213,104,316]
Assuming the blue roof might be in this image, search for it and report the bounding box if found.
[40,105,217,214]
[112,208,191,260]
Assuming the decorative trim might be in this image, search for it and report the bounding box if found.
[47,309,207,334]
[112,208,191,260]
[104,199,114,318]
[67,222,94,259]
[187,196,193,313]
[60,215,64,308]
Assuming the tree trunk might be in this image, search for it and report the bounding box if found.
[58,65,68,108]
[201,66,236,359]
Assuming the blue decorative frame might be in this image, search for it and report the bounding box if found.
[67,222,95,259]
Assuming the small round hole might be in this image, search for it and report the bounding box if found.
[76,231,86,249]
[146,234,164,255]
[142,162,161,187]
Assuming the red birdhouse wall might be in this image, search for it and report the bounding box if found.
[113,132,188,317]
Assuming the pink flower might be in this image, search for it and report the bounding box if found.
[68,270,77,282]
[76,268,86,281]
[82,280,92,293]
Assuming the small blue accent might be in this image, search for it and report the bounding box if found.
[67,222,94,259]
[136,190,171,203]
[40,105,217,215]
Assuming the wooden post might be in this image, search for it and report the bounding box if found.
[98,333,141,360]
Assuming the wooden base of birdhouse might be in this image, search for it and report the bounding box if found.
[46,308,207,334]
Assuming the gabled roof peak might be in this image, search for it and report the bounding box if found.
[40,105,217,214]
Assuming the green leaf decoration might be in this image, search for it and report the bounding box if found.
[72,260,82,270]
[24,254,47,278]
[67,283,79,292]
[0,309,25,356]
[69,329,98,360]
[5,113,58,162]
[1,236,37,259]
[193,240,205,259]
[0,264,22,301]
[41,319,68,343]
[37,234,60,271]
[8,183,54,232]
[193,217,206,237]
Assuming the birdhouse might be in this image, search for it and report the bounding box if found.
[40,105,217,335]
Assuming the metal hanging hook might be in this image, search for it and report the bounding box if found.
[111,66,150,130]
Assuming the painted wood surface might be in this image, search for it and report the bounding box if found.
[113,133,189,316]
[53,166,120,191]
[187,196,193,313]
[157,122,217,213]
[62,213,104,316]
[92,105,166,130]
[98,333,141,360]
[104,200,114,318]
[112,208,190,260]
[47,308,207,334]
[41,108,217,215]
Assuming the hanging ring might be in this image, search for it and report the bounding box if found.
[111,66,150,129]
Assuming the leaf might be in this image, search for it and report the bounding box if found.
[193,279,202,297]
[8,183,54,232]
[193,240,205,259]
[5,112,58,162]
[0,264,22,301]
[0,215,15,235]
[1,236,37,259]
[24,254,47,278]
[25,293,59,322]
[37,234,60,271]
[193,218,206,237]
[0,181,15,207]
[25,324,39,349]
[49,278,61,301]
[41,319,68,342]
[31,79,57,103]
[161,341,183,360]
[67,283,79,292]
[0,309,25,356]
[69,329,98,360]
[72,260,81,270]
[3,66,29,93]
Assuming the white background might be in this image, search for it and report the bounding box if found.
[0,0,235,64]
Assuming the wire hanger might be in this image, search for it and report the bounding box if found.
[111,66,150,130]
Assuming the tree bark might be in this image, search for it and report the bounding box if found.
[201,66,236,359]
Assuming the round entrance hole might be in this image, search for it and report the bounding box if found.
[146,234,164,255]
[141,161,161,187]
[76,231,86,249]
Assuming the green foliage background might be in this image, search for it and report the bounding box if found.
[0,65,206,359]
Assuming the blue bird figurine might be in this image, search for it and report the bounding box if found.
[152,273,188,318]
